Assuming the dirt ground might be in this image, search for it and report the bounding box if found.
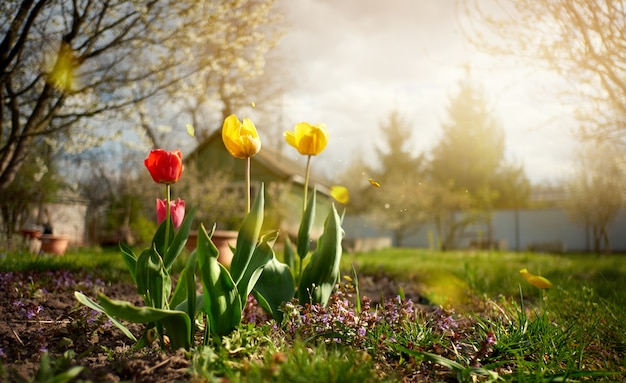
[0,269,423,382]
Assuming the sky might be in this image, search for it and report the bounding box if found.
[272,0,579,185]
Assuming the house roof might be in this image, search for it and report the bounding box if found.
[187,129,331,195]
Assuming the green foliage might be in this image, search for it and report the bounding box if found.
[32,351,84,383]
[229,342,392,383]
[254,189,345,321]
[1,142,61,239]
[298,205,344,305]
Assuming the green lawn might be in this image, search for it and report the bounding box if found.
[343,248,626,306]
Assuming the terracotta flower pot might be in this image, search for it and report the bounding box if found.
[40,234,70,256]
[20,228,42,240]
[186,230,238,267]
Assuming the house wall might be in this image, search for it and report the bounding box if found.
[44,202,89,246]
[343,208,626,252]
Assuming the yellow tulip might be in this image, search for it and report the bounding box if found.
[519,268,553,289]
[284,122,328,156]
[222,114,261,159]
[330,186,350,204]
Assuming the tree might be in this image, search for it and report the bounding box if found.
[565,140,624,254]
[429,76,529,248]
[0,0,283,194]
[363,110,428,246]
[0,140,60,243]
[463,0,626,140]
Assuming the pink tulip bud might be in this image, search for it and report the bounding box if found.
[156,198,185,229]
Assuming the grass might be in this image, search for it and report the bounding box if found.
[2,246,625,382]
[342,248,626,306]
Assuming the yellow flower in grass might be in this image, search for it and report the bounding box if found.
[284,122,328,156]
[519,268,553,289]
[222,114,261,159]
[330,186,350,204]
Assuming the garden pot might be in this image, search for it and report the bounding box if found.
[20,228,42,240]
[39,234,70,256]
[186,230,238,267]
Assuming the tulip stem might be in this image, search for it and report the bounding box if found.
[165,184,171,254]
[246,156,251,214]
[303,155,311,212]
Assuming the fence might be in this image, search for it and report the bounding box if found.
[343,208,626,252]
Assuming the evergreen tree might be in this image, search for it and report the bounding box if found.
[365,110,428,246]
[429,76,529,248]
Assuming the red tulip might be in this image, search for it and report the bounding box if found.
[156,198,185,229]
[144,149,183,184]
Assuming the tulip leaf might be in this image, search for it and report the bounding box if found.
[196,224,242,337]
[298,204,344,306]
[164,205,197,272]
[135,248,152,302]
[96,293,191,350]
[230,184,264,285]
[253,254,295,323]
[175,294,205,316]
[74,292,137,341]
[151,219,168,260]
[283,235,295,271]
[169,250,198,341]
[147,246,170,310]
[119,242,137,284]
[297,187,316,259]
[236,231,277,307]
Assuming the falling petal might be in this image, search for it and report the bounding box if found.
[186,123,195,137]
[369,178,381,188]
[330,185,350,204]
[519,268,553,289]
[46,42,79,92]
[251,102,256,108]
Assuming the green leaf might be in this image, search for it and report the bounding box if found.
[298,204,344,306]
[119,242,137,284]
[147,247,170,309]
[230,184,264,285]
[151,219,168,259]
[74,292,137,341]
[196,224,242,337]
[253,254,295,323]
[164,205,197,272]
[96,293,191,350]
[169,250,198,344]
[283,235,295,271]
[169,250,196,309]
[297,187,316,259]
[235,231,277,308]
[175,294,205,315]
[135,248,152,301]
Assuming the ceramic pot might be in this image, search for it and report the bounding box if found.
[20,228,42,240]
[40,234,70,256]
[186,230,238,267]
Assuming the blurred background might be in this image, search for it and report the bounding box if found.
[2,0,624,254]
